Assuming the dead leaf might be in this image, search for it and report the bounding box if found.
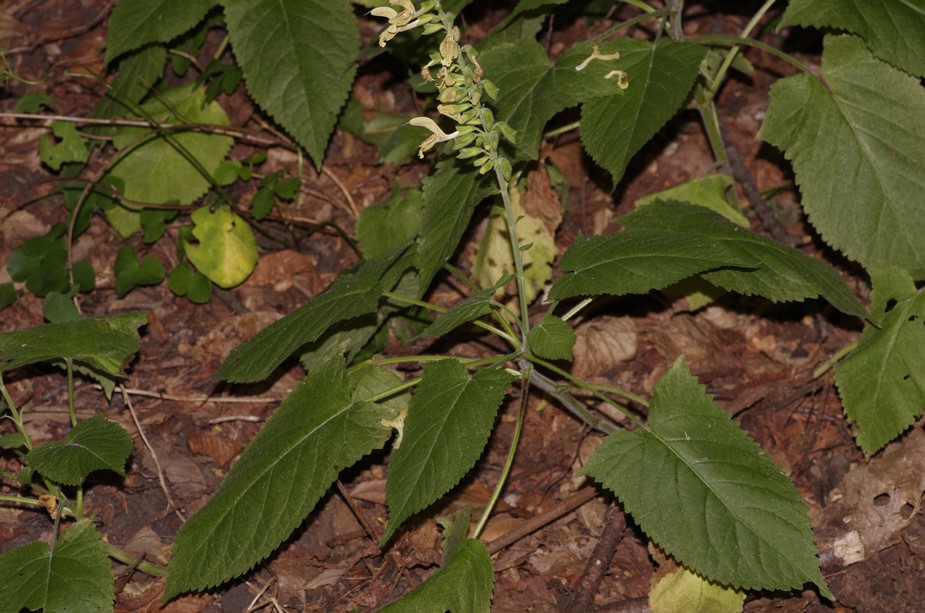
[187,432,243,467]
[572,316,637,380]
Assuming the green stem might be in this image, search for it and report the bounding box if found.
[525,367,619,434]
[813,339,858,379]
[106,543,169,577]
[473,366,530,540]
[494,167,531,346]
[560,298,594,322]
[701,0,776,105]
[66,358,76,427]
[690,35,816,76]
[0,376,31,452]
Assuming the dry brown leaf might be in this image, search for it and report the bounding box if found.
[187,432,243,467]
[572,316,637,380]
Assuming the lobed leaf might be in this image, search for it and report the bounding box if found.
[580,39,707,185]
[0,311,146,376]
[379,539,494,613]
[761,35,925,279]
[0,520,114,613]
[27,414,133,486]
[581,358,831,597]
[780,0,925,77]
[835,267,925,454]
[106,0,216,63]
[551,201,866,318]
[382,361,515,543]
[165,359,398,599]
[222,0,358,166]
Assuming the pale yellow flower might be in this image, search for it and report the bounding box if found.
[408,116,459,158]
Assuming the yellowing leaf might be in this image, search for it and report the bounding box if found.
[472,176,561,308]
[185,205,258,288]
[650,566,744,613]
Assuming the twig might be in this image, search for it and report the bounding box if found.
[485,486,599,555]
[562,502,627,612]
[119,385,185,522]
[321,165,359,217]
[104,385,283,404]
[337,479,381,545]
[4,1,114,56]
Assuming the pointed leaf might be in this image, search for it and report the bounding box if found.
[93,45,167,121]
[580,40,707,185]
[527,314,575,361]
[222,0,358,165]
[835,267,925,454]
[417,286,496,338]
[107,84,233,206]
[416,160,487,290]
[27,415,133,486]
[106,0,216,63]
[0,311,146,376]
[761,34,925,279]
[0,520,114,613]
[480,38,637,162]
[165,359,396,599]
[380,539,494,613]
[550,201,867,318]
[781,0,925,77]
[382,361,514,543]
[214,250,409,383]
[581,358,830,597]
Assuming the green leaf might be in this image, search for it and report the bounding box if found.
[93,45,167,122]
[780,0,925,77]
[581,357,830,597]
[550,201,867,319]
[0,519,114,613]
[106,84,233,207]
[581,40,707,185]
[357,186,422,260]
[43,291,81,322]
[39,121,89,171]
[169,262,212,303]
[165,359,395,599]
[0,283,15,310]
[416,160,487,290]
[382,361,514,543]
[480,38,636,162]
[184,205,258,288]
[835,267,925,454]
[636,175,748,227]
[497,0,569,29]
[0,311,146,376]
[0,432,28,449]
[379,539,494,613]
[114,245,165,297]
[527,314,575,361]
[27,415,133,485]
[106,0,216,63]
[222,0,358,166]
[215,250,409,383]
[15,93,57,114]
[761,34,925,279]
[417,286,496,338]
[6,224,69,297]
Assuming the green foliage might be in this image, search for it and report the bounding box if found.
[581,40,707,185]
[581,358,831,597]
[382,361,515,542]
[0,312,146,376]
[27,415,133,486]
[106,84,233,211]
[114,244,165,297]
[183,205,258,288]
[551,201,866,318]
[527,314,575,361]
[761,34,925,278]
[105,0,216,63]
[379,539,494,613]
[418,286,496,338]
[165,358,398,599]
[357,186,423,259]
[780,0,925,77]
[222,0,358,166]
[6,224,94,296]
[168,262,212,304]
[39,121,89,171]
[0,520,114,613]
[0,283,15,310]
[835,267,925,454]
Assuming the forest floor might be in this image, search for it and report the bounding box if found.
[1,0,924,611]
